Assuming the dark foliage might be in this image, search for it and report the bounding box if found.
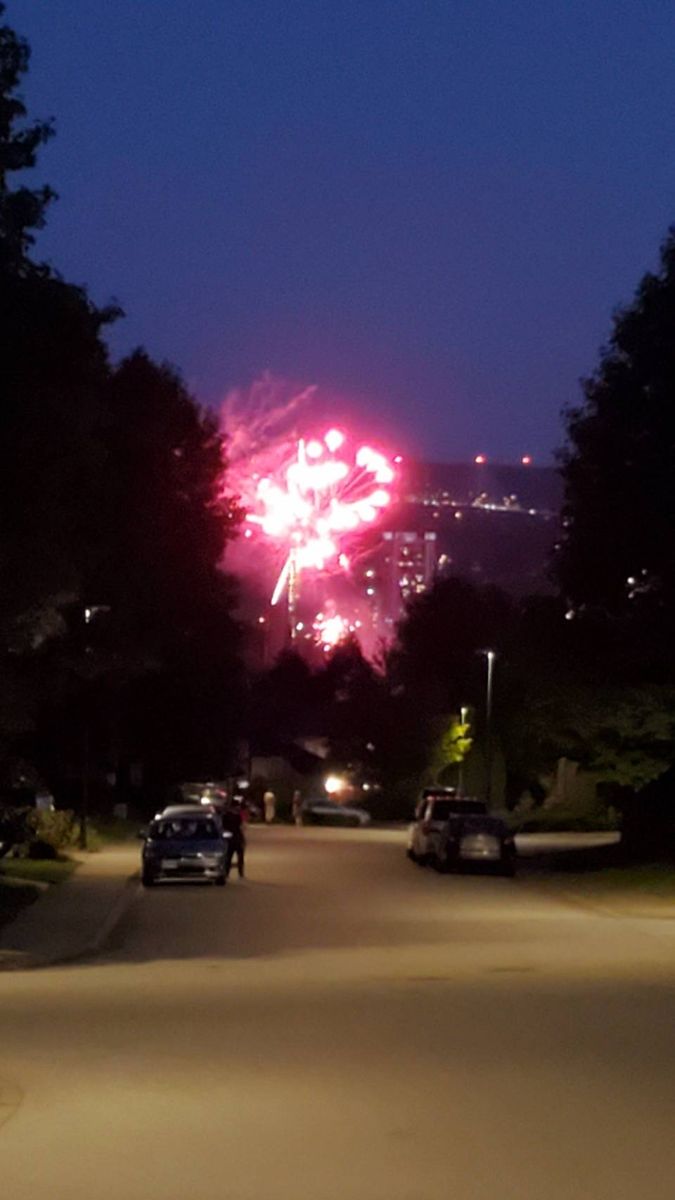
[0,3,55,272]
[558,226,675,672]
[0,8,244,803]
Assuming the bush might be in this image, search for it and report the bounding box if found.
[25,808,77,851]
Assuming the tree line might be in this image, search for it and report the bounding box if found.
[0,6,243,812]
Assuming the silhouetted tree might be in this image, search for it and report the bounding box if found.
[0,2,55,273]
[0,7,244,797]
[388,577,513,716]
[559,226,675,668]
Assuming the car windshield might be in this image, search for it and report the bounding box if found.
[431,799,486,819]
[153,819,220,841]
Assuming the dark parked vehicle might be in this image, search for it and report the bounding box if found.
[435,813,516,876]
[140,811,231,887]
[302,798,371,827]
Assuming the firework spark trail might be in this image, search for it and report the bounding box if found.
[221,374,317,472]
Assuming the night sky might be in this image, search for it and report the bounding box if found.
[10,1,675,462]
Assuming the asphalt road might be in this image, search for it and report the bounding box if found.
[3,826,675,1200]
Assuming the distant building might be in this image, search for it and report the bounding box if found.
[378,530,438,627]
[354,460,562,639]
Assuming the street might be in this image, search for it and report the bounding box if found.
[3,826,675,1199]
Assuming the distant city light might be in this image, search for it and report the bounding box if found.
[521,454,532,465]
[474,454,487,465]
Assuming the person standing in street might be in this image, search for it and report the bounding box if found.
[221,799,246,878]
[292,789,303,826]
[263,789,276,824]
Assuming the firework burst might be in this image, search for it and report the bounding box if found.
[245,429,396,607]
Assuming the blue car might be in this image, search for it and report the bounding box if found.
[141,808,231,887]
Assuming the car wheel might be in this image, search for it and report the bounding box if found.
[500,860,516,878]
[214,874,226,887]
[436,850,454,874]
[141,868,155,888]
[406,848,417,862]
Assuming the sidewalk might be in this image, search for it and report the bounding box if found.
[0,844,139,970]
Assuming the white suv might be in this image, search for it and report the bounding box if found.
[407,789,487,865]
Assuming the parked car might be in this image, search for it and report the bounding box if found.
[434,813,516,876]
[302,798,371,827]
[168,781,229,811]
[407,788,487,864]
[167,783,263,822]
[140,810,231,887]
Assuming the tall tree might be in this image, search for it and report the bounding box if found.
[559,227,675,647]
[0,6,244,796]
[0,1,55,273]
[0,2,118,642]
[93,352,244,789]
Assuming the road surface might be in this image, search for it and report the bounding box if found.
[3,826,675,1199]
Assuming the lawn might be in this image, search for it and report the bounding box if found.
[1,856,78,885]
[568,863,675,896]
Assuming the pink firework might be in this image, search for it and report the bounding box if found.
[245,429,397,606]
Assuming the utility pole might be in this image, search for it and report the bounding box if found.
[484,650,496,807]
[458,704,469,795]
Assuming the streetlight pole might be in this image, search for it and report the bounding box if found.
[484,650,496,807]
[458,704,469,796]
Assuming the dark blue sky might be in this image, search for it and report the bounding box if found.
[10,1,675,461]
